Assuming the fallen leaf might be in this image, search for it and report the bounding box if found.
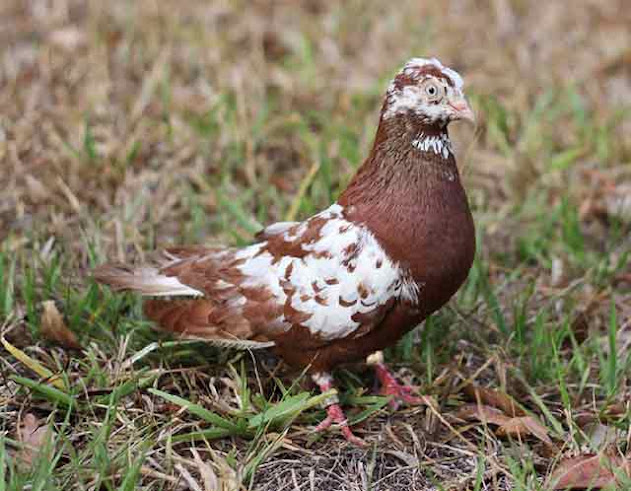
[575,412,597,427]
[40,301,80,349]
[463,384,526,417]
[497,416,555,447]
[458,405,554,447]
[547,454,631,489]
[456,404,512,426]
[603,402,627,418]
[583,422,623,449]
[15,413,52,468]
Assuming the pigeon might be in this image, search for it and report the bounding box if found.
[94,57,476,446]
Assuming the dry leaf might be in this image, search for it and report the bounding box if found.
[16,413,51,468]
[458,405,554,447]
[41,301,80,349]
[497,416,554,447]
[604,402,627,418]
[583,422,623,449]
[463,384,526,417]
[547,454,631,489]
[456,404,512,426]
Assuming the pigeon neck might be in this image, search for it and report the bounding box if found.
[339,115,459,208]
[338,114,474,290]
[380,114,452,160]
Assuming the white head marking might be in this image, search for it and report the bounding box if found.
[383,57,466,122]
[400,58,463,89]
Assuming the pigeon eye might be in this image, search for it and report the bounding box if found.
[424,82,441,101]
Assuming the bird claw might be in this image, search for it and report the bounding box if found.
[314,402,366,447]
[374,362,424,410]
[380,380,424,409]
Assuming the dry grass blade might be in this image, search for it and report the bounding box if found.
[191,448,219,491]
[40,300,80,349]
[1,337,65,389]
[285,160,321,222]
[1,0,630,488]
[547,454,631,489]
[175,462,204,491]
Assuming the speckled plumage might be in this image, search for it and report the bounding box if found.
[94,57,476,445]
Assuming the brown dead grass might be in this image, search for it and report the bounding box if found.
[1,0,630,490]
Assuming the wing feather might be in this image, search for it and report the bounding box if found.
[94,204,418,347]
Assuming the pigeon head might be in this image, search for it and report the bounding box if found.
[382,58,474,126]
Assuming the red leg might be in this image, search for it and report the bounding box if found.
[312,372,366,447]
[367,351,424,410]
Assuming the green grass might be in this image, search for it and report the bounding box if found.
[2,97,630,488]
[1,1,630,489]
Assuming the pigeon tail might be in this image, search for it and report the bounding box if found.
[93,263,204,297]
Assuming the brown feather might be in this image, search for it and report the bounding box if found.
[93,59,476,372]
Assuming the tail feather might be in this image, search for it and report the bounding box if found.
[93,260,276,350]
[93,263,204,297]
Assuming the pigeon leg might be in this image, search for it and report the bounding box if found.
[367,351,424,410]
[312,372,366,447]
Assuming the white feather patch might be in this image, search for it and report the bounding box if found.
[234,204,419,340]
[258,221,299,238]
[134,268,205,297]
[96,265,205,297]
[402,57,464,89]
[411,132,453,158]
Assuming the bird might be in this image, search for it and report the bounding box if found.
[94,57,476,446]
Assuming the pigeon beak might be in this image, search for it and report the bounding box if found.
[448,96,475,124]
